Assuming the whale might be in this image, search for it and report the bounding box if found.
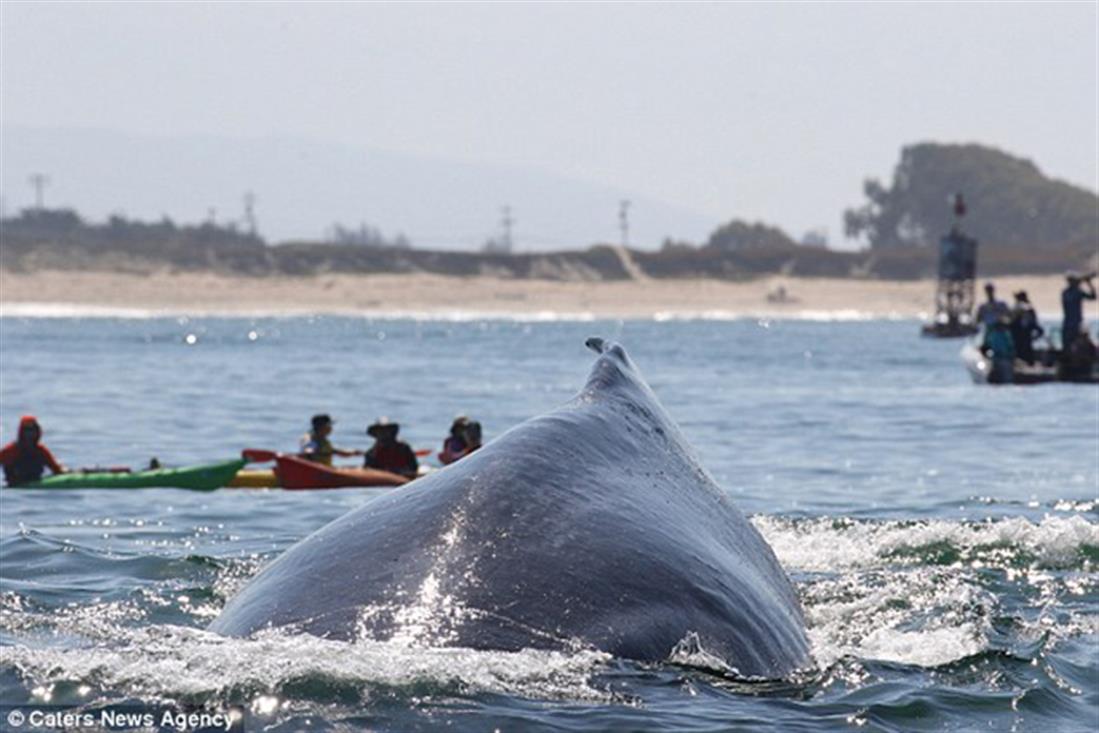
[210,339,811,678]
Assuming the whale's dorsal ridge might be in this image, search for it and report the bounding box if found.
[581,338,643,400]
[584,336,626,363]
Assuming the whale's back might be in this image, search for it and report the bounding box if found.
[210,341,810,678]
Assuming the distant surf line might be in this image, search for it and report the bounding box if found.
[0,302,920,323]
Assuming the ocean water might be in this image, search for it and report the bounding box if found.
[0,314,1096,732]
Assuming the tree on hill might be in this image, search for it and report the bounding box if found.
[844,143,1098,249]
[705,220,799,251]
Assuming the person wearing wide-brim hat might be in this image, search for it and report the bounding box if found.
[364,417,418,478]
[299,413,362,466]
[1010,290,1044,365]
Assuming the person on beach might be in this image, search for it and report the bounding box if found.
[438,415,471,465]
[982,318,1016,384]
[1010,291,1043,365]
[0,415,66,486]
[364,418,419,478]
[300,413,362,466]
[1061,272,1096,350]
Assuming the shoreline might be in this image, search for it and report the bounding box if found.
[0,270,1071,319]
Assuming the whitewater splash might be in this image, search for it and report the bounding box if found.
[2,512,1095,715]
[753,514,1099,573]
[756,514,1099,575]
[2,625,614,706]
[752,514,1099,670]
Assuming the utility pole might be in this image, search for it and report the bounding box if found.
[500,205,514,252]
[243,191,258,236]
[618,199,631,248]
[28,173,49,210]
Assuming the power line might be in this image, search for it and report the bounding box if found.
[500,205,514,252]
[243,191,258,236]
[619,199,631,247]
[28,173,49,210]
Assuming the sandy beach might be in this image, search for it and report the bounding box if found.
[0,270,1072,319]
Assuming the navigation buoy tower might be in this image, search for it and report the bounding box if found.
[921,193,979,338]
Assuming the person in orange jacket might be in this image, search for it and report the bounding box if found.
[0,415,66,486]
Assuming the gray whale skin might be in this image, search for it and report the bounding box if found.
[210,339,810,678]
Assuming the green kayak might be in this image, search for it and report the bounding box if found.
[12,458,246,491]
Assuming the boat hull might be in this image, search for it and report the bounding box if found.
[274,455,409,490]
[14,458,247,491]
[961,344,1099,385]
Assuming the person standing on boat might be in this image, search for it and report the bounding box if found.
[1061,272,1096,350]
[1010,291,1043,365]
[364,418,419,478]
[975,282,1010,333]
[0,415,66,487]
[981,318,1016,384]
[300,414,362,466]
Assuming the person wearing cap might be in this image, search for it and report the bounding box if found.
[1061,272,1096,350]
[438,416,471,465]
[1010,290,1043,365]
[299,414,362,466]
[0,416,66,487]
[364,417,419,478]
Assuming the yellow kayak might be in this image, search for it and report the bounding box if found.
[227,469,279,488]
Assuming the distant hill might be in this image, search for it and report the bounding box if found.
[3,138,1095,281]
[0,125,716,250]
[844,142,1098,252]
[1,205,1092,282]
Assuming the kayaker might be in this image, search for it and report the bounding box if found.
[364,417,419,478]
[0,415,66,487]
[1010,291,1043,365]
[300,414,362,466]
[463,420,484,454]
[438,415,471,465]
[1061,271,1096,350]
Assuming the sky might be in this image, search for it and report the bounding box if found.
[1,1,1096,249]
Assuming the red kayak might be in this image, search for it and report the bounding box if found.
[242,450,409,490]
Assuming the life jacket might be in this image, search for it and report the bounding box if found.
[439,436,467,464]
[2,443,49,485]
[300,433,334,465]
[986,329,1015,360]
[366,442,415,474]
